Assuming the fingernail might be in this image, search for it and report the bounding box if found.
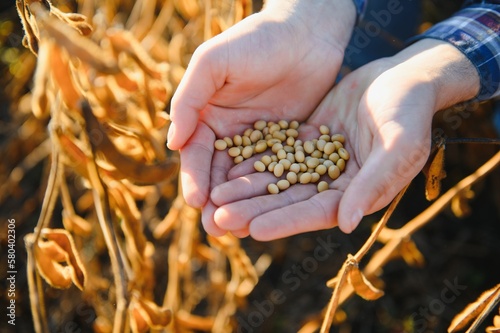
[166,125,175,148]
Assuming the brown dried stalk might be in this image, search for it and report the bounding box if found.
[317,150,500,331]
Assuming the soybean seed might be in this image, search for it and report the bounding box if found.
[254,161,266,172]
[319,134,331,142]
[324,142,335,155]
[255,140,268,153]
[317,181,329,192]
[250,130,263,143]
[278,120,289,129]
[287,172,298,184]
[277,149,287,160]
[268,183,280,194]
[284,145,295,153]
[234,155,244,164]
[268,161,277,172]
[315,164,327,176]
[279,159,291,170]
[328,165,340,180]
[254,120,267,131]
[299,172,312,184]
[295,150,305,163]
[331,134,345,143]
[319,125,330,135]
[233,134,243,146]
[286,152,295,163]
[274,163,284,177]
[214,139,228,151]
[242,136,252,147]
[304,141,315,154]
[337,158,346,172]
[272,131,287,142]
[306,157,320,169]
[333,141,343,150]
[311,150,323,158]
[228,147,241,157]
[286,136,295,146]
[261,155,272,166]
[272,143,283,153]
[242,146,254,159]
[223,137,233,148]
[329,153,340,163]
[289,120,300,129]
[316,139,327,152]
[277,179,290,190]
[338,147,350,160]
[290,163,301,173]
[311,172,320,183]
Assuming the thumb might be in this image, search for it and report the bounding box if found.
[167,42,227,150]
[337,130,430,233]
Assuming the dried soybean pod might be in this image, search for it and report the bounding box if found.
[317,181,329,192]
[287,172,298,184]
[233,135,243,146]
[268,183,280,194]
[337,158,346,172]
[331,134,345,143]
[223,137,234,148]
[319,125,330,135]
[254,120,267,130]
[277,179,290,191]
[274,163,285,177]
[254,161,266,172]
[299,172,312,184]
[328,165,340,180]
[228,147,241,157]
[214,139,228,151]
[338,147,350,160]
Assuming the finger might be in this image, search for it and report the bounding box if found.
[338,130,429,233]
[248,190,343,241]
[201,199,227,237]
[213,184,317,230]
[231,229,250,238]
[167,42,227,150]
[180,122,216,208]
[210,172,279,206]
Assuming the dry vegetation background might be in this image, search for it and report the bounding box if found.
[0,0,500,332]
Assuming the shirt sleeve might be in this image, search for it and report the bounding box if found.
[352,0,367,20]
[414,4,500,100]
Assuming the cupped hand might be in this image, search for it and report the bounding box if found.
[210,39,480,240]
[167,0,356,235]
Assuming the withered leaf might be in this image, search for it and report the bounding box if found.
[348,266,384,301]
[400,239,425,268]
[448,284,500,332]
[423,139,446,201]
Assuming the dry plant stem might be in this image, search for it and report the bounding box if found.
[465,289,500,333]
[320,185,409,333]
[319,150,500,332]
[25,236,49,333]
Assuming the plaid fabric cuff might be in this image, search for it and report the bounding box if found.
[416,5,500,100]
[352,0,367,20]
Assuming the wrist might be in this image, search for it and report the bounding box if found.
[390,39,480,112]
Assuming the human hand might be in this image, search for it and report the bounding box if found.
[167,0,356,235]
[210,39,480,240]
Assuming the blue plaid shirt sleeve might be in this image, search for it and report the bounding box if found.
[416,4,500,100]
[352,0,367,20]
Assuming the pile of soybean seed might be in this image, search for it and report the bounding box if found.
[214,120,349,194]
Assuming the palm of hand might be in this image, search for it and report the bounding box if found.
[210,60,436,240]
